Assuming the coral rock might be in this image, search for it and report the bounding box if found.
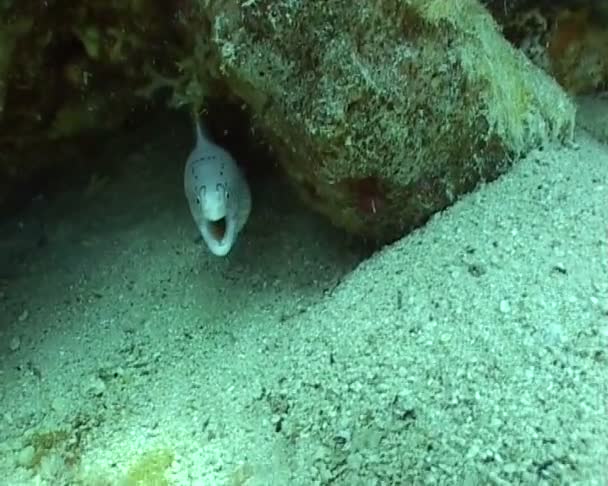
[492,1,608,94]
[200,0,575,242]
[0,0,579,244]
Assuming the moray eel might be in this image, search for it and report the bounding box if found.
[184,118,251,256]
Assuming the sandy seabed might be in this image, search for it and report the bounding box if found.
[0,96,607,485]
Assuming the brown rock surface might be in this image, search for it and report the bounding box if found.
[493,0,608,95]
[198,0,575,241]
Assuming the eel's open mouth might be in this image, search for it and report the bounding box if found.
[206,217,227,241]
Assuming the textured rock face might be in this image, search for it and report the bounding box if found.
[0,2,189,209]
[202,0,575,241]
[0,0,579,243]
[490,1,608,95]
